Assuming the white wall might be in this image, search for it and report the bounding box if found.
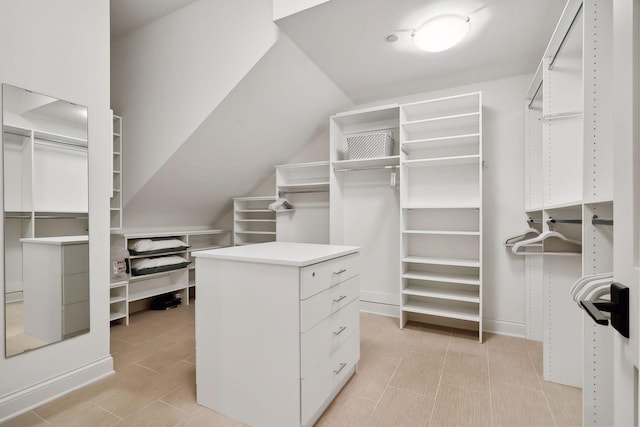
[0,0,112,420]
[273,0,331,20]
[111,0,280,208]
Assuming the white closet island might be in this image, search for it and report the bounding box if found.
[193,242,360,427]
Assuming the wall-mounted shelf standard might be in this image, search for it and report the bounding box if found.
[111,113,123,230]
[233,196,276,246]
[110,228,231,323]
[400,92,483,341]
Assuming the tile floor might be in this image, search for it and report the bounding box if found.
[2,299,582,426]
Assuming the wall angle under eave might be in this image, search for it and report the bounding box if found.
[122,34,353,228]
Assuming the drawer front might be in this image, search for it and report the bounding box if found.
[300,253,358,300]
[63,300,89,336]
[63,273,89,304]
[301,299,359,378]
[300,275,359,332]
[63,244,89,275]
[301,332,360,425]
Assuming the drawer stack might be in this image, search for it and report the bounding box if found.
[299,253,360,426]
[62,243,90,337]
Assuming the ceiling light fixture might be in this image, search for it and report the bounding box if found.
[412,14,470,52]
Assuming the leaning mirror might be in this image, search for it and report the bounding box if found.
[3,84,89,357]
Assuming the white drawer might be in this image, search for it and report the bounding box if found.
[300,253,358,300]
[63,272,89,304]
[300,275,359,332]
[301,332,360,426]
[63,244,89,275]
[63,300,89,336]
[301,299,359,378]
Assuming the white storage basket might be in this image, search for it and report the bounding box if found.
[345,130,394,159]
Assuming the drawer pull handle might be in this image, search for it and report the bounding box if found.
[333,295,347,303]
[333,362,347,375]
[333,326,347,336]
[333,269,347,275]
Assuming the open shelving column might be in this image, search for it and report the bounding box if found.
[111,113,122,230]
[399,92,483,341]
[233,196,276,246]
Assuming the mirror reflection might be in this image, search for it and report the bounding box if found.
[3,84,89,357]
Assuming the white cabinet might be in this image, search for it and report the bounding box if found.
[111,113,123,230]
[110,228,231,324]
[194,242,360,427]
[233,196,276,245]
[399,92,483,341]
[21,236,89,343]
[275,161,330,244]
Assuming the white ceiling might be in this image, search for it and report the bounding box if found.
[110,0,200,39]
[276,0,566,103]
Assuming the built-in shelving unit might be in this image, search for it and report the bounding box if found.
[110,228,231,323]
[111,113,122,230]
[275,161,330,244]
[233,196,276,246]
[399,92,483,341]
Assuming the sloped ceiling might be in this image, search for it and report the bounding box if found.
[123,35,352,227]
[276,0,566,103]
[110,0,200,39]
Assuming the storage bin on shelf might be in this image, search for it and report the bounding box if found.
[345,130,394,159]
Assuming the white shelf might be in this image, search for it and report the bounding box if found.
[332,156,400,171]
[402,230,479,236]
[129,269,188,282]
[403,155,480,168]
[402,271,480,286]
[403,256,480,268]
[235,219,276,223]
[402,112,480,135]
[110,312,127,321]
[278,182,330,193]
[110,296,127,304]
[402,299,480,322]
[128,283,188,303]
[403,205,481,210]
[236,209,272,213]
[543,200,583,210]
[403,133,480,150]
[233,196,276,201]
[128,249,188,259]
[402,284,480,303]
[235,231,276,235]
[110,280,128,288]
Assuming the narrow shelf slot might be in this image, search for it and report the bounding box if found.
[403,133,480,149]
[234,231,276,235]
[332,156,400,171]
[402,299,480,322]
[402,271,480,286]
[403,256,480,268]
[235,219,276,223]
[403,155,480,168]
[402,284,480,303]
[402,230,479,236]
[402,112,480,127]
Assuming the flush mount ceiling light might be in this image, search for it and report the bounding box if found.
[412,14,470,52]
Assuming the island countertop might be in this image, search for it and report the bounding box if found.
[191,241,359,267]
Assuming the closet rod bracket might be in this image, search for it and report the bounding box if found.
[580,282,629,338]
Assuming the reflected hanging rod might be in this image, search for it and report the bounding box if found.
[547,217,582,225]
[527,217,544,224]
[549,2,583,70]
[334,165,399,173]
[592,215,613,226]
[527,80,543,110]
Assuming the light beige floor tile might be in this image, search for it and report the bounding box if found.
[116,401,185,427]
[0,411,49,427]
[52,404,120,427]
[110,337,135,355]
[34,387,102,425]
[112,364,158,388]
[160,384,199,414]
[342,345,401,401]
[430,384,491,427]
[407,324,451,358]
[389,352,443,398]
[541,379,582,427]
[314,390,375,426]
[491,381,555,427]
[368,387,434,427]
[441,351,489,394]
[526,340,544,378]
[176,406,247,426]
[362,326,416,358]
[112,337,178,371]
[488,347,540,391]
[485,333,528,353]
[449,330,487,356]
[136,338,194,372]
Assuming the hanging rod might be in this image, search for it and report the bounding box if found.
[4,129,87,149]
[35,215,88,220]
[5,215,31,219]
[527,80,543,110]
[548,217,582,225]
[334,165,399,173]
[592,215,613,226]
[549,2,583,70]
[527,218,544,224]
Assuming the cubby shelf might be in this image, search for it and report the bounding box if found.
[402,300,480,323]
[277,182,330,193]
[233,196,276,246]
[403,155,480,168]
[332,155,400,171]
[403,256,480,268]
[403,133,480,150]
[402,230,480,236]
[402,270,480,286]
[402,284,480,303]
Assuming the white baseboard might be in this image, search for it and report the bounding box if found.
[0,356,114,423]
[359,300,399,318]
[483,318,526,338]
